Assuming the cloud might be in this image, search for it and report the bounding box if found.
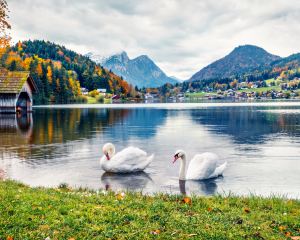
[8,0,300,79]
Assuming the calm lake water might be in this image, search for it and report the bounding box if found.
[1,102,300,198]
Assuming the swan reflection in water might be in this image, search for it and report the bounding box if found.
[179,178,219,196]
[101,172,153,191]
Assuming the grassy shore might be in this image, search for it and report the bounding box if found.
[1,181,300,239]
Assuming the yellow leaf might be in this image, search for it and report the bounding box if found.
[7,236,13,240]
[69,238,76,240]
[279,225,287,232]
[116,192,125,200]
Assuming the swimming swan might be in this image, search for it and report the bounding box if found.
[100,143,153,173]
[173,150,227,180]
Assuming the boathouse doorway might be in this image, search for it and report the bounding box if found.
[16,92,32,113]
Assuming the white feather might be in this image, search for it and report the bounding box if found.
[100,146,153,173]
[175,151,227,180]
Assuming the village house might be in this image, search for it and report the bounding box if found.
[97,88,107,94]
[0,68,37,113]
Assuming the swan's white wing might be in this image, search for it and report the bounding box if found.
[101,147,153,173]
[210,161,227,178]
[186,152,218,180]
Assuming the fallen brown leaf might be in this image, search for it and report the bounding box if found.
[6,236,13,240]
[150,229,161,235]
[285,232,291,237]
[182,197,192,204]
[244,207,251,213]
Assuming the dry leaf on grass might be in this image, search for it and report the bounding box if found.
[182,197,192,204]
[285,232,291,237]
[116,192,125,200]
[150,229,161,235]
[6,237,13,240]
[187,233,197,237]
[290,237,300,240]
[244,207,251,213]
[279,225,287,232]
[207,207,213,212]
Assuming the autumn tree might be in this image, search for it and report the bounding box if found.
[0,0,10,48]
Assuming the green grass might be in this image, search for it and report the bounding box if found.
[265,78,276,85]
[86,96,107,104]
[185,92,216,98]
[237,86,281,93]
[1,180,300,239]
[86,96,98,104]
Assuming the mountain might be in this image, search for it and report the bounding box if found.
[89,51,178,88]
[189,45,281,82]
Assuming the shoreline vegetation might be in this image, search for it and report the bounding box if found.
[1,180,300,239]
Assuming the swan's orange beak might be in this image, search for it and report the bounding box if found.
[105,153,110,160]
[173,155,179,163]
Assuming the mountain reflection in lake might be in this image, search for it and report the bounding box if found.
[0,103,300,198]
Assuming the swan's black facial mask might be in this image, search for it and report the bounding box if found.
[105,152,110,160]
[173,153,179,163]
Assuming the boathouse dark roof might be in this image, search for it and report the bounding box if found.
[0,68,37,94]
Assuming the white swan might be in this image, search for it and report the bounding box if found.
[100,143,153,173]
[173,150,227,180]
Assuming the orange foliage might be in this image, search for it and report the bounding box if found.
[36,63,43,77]
[5,51,22,67]
[20,57,32,70]
[17,41,23,52]
[53,61,62,69]
[47,66,52,83]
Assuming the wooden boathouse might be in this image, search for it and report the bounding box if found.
[0,68,37,113]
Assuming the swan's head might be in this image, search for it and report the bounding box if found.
[173,150,186,163]
[103,143,115,160]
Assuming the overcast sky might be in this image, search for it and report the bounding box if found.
[8,0,300,79]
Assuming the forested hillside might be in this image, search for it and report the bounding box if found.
[0,40,130,104]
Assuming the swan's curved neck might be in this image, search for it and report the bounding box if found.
[179,154,187,180]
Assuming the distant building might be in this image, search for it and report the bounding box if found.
[80,87,89,95]
[145,93,154,100]
[0,68,37,113]
[97,88,107,93]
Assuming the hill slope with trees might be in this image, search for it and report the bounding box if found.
[0,40,131,104]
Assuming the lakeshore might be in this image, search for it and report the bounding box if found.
[1,180,300,240]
